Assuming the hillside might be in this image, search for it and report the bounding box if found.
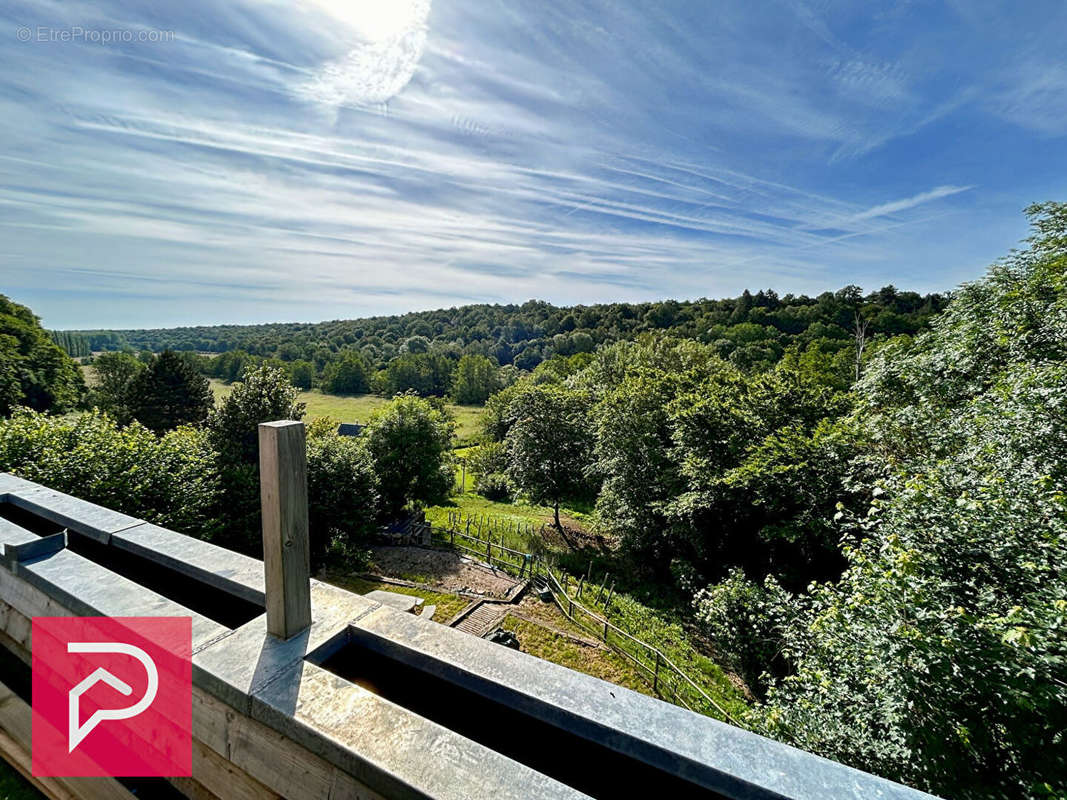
[67,287,946,380]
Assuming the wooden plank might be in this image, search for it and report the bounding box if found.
[187,738,281,800]
[228,712,334,800]
[258,421,312,639]
[0,682,136,800]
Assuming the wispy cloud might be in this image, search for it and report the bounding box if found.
[0,0,1061,327]
[842,186,975,224]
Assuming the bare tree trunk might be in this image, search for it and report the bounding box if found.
[854,311,870,383]
[553,501,562,531]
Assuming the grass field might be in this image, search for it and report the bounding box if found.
[208,380,484,446]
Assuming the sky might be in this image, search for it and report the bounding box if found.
[1,0,1065,330]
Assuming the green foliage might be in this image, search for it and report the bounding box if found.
[206,365,305,552]
[0,294,85,414]
[585,337,854,584]
[72,287,945,399]
[125,350,213,433]
[306,432,378,567]
[363,393,454,517]
[503,384,595,528]
[481,379,529,441]
[207,365,305,465]
[379,352,454,397]
[49,329,90,358]
[0,409,219,535]
[753,203,1067,799]
[321,351,371,395]
[88,351,144,423]
[289,360,315,390]
[450,354,499,404]
[466,441,511,500]
[693,568,792,695]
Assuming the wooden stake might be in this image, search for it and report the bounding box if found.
[259,420,312,640]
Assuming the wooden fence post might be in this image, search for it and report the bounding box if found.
[653,651,661,692]
[596,574,610,604]
[259,420,312,640]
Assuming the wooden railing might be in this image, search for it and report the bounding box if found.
[537,567,740,725]
[430,524,532,576]
[430,514,740,725]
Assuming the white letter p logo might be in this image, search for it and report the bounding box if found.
[67,642,159,752]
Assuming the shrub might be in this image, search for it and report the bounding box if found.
[363,393,454,517]
[693,569,791,695]
[0,409,219,536]
[306,433,378,567]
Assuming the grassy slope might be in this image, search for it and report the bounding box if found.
[500,615,654,696]
[426,459,748,720]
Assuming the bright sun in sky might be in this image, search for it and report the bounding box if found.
[305,0,427,42]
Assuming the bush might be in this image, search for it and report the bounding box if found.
[306,433,378,567]
[693,569,791,695]
[363,393,454,517]
[0,409,219,536]
[466,441,511,500]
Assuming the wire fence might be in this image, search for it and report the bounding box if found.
[431,511,741,726]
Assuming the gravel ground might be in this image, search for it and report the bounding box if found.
[368,546,519,598]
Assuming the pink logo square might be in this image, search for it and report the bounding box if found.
[32,616,192,777]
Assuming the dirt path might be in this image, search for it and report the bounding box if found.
[367,546,519,598]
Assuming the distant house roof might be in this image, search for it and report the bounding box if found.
[337,422,364,437]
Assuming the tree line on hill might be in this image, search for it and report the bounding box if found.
[61,285,946,403]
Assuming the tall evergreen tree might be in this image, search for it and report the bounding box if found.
[125,349,213,433]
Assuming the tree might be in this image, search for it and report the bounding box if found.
[321,351,370,395]
[206,365,305,552]
[306,433,378,567]
[450,354,499,405]
[504,385,594,530]
[289,360,315,390]
[380,352,455,397]
[125,350,212,434]
[207,365,305,465]
[363,393,454,517]
[753,203,1067,799]
[89,351,144,422]
[0,294,85,414]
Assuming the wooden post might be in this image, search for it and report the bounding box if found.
[259,421,312,640]
[653,651,661,692]
[605,581,616,611]
[596,574,610,604]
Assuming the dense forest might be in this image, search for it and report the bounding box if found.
[3,203,1065,799]
[63,287,947,399]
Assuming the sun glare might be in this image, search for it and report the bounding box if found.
[306,0,425,42]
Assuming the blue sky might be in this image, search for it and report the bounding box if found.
[1,0,1065,329]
